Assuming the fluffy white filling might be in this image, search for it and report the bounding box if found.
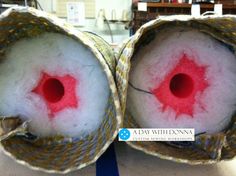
[0,32,110,137]
[128,27,236,134]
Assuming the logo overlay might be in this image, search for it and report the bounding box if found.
[118,128,195,141]
[119,128,131,140]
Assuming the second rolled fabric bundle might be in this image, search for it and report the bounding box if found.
[116,15,236,164]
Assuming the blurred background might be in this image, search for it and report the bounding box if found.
[1,0,236,45]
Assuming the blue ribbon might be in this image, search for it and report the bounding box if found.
[96,142,119,176]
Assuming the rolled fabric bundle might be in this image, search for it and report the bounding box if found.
[0,7,122,173]
[116,15,236,164]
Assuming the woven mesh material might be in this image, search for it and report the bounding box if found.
[1,96,117,171]
[0,7,121,173]
[83,32,117,74]
[116,16,236,164]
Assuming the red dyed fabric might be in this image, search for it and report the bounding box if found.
[32,72,78,117]
[152,54,209,118]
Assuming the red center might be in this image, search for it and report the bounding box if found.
[151,54,209,118]
[32,72,78,118]
[43,78,65,103]
[169,73,194,98]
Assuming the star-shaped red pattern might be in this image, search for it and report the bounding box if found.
[151,54,209,118]
[32,72,78,118]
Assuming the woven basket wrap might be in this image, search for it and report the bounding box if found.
[0,7,122,173]
[116,15,236,164]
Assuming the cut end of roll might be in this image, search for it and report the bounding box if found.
[152,54,209,118]
[32,72,78,117]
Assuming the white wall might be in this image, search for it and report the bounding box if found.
[95,0,132,20]
[37,0,53,12]
[37,0,132,44]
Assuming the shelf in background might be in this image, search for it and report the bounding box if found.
[147,2,236,9]
[131,2,236,34]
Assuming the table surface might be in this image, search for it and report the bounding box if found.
[0,142,235,176]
